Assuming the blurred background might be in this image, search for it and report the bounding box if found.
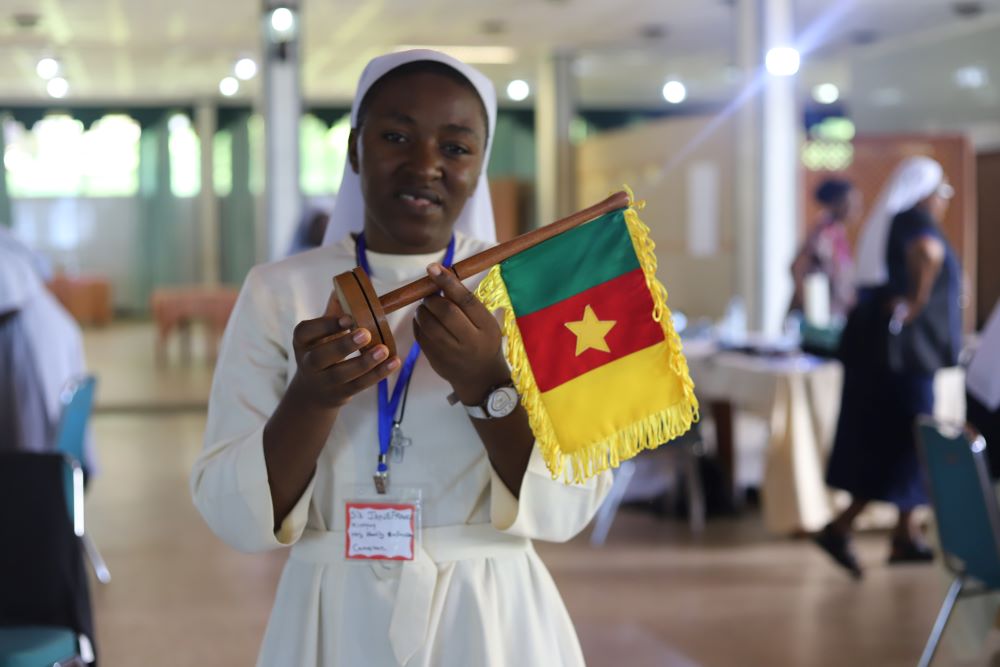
[1,0,998,665]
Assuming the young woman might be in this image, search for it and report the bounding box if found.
[191,50,612,667]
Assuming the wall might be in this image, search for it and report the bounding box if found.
[11,196,199,313]
[576,114,737,320]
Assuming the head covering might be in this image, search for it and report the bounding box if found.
[321,49,497,247]
[854,156,943,287]
[814,178,852,207]
[0,226,53,282]
[0,243,44,314]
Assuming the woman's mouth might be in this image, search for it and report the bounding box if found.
[398,190,443,212]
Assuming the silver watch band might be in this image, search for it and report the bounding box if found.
[464,403,490,420]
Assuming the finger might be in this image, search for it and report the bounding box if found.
[319,344,396,384]
[300,327,373,370]
[293,315,354,350]
[337,355,403,398]
[415,301,461,345]
[426,263,491,327]
[420,296,476,341]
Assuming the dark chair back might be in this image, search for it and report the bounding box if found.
[917,418,1000,589]
[0,452,95,656]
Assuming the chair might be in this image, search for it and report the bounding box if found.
[915,417,1000,667]
[590,425,706,546]
[0,452,96,666]
[53,375,110,585]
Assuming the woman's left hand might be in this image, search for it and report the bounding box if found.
[414,263,510,405]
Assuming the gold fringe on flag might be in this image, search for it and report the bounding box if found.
[475,187,700,483]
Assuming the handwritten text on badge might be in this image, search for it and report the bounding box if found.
[345,502,416,561]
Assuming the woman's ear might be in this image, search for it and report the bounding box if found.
[348,128,360,174]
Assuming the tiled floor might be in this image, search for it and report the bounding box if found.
[80,324,988,666]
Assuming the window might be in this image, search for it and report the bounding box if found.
[213,129,233,197]
[300,114,350,196]
[4,114,141,197]
[168,113,200,197]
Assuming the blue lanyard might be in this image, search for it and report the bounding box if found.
[355,233,456,481]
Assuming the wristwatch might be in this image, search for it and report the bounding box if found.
[464,381,519,420]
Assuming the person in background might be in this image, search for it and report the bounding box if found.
[967,299,1000,476]
[0,225,53,280]
[0,240,93,473]
[815,156,961,578]
[789,178,859,321]
[286,208,331,255]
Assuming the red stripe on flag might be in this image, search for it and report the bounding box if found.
[515,268,665,392]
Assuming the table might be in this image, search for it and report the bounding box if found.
[47,274,113,326]
[150,286,239,365]
[684,340,965,535]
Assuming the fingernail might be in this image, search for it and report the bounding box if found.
[427,263,442,276]
[372,346,388,361]
[339,316,352,329]
[387,358,401,370]
[352,329,370,344]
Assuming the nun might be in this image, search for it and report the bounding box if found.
[191,49,612,667]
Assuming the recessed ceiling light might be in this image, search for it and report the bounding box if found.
[36,57,59,79]
[812,83,840,104]
[234,58,257,81]
[954,66,988,89]
[219,76,239,97]
[393,45,516,65]
[46,77,69,98]
[765,47,800,76]
[662,80,687,104]
[506,80,530,101]
[270,7,295,34]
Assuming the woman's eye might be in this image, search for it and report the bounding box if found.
[383,132,406,143]
[443,143,471,156]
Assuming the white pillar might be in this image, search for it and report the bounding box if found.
[195,101,219,285]
[261,0,301,261]
[535,51,576,227]
[737,0,800,335]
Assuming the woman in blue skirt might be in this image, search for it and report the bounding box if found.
[815,157,962,578]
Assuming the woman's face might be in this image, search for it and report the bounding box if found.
[350,70,488,254]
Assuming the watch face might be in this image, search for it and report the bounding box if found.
[486,386,518,418]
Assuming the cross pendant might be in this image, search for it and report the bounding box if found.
[389,423,413,463]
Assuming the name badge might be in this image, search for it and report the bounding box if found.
[345,502,416,561]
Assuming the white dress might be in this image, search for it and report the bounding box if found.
[191,232,613,667]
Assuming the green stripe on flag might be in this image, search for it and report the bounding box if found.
[500,209,639,316]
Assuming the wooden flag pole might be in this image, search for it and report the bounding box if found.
[330,190,629,356]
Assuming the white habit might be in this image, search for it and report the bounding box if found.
[191,233,613,667]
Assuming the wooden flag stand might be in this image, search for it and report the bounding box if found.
[330,190,629,357]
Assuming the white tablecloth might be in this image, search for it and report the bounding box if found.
[684,341,965,534]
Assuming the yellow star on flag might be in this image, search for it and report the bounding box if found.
[565,305,617,356]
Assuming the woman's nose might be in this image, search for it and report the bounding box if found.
[406,140,443,180]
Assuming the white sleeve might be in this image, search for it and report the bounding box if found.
[190,266,316,553]
[489,445,612,542]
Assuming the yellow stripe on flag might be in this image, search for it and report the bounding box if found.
[539,341,688,455]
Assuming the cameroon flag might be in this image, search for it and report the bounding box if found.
[476,192,698,482]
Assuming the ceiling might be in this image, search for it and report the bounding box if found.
[0,0,998,112]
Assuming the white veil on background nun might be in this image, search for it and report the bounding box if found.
[0,249,57,454]
[321,49,498,247]
[854,156,944,287]
[0,240,93,470]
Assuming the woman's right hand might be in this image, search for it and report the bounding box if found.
[288,301,401,410]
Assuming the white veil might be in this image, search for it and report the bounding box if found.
[321,50,497,246]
